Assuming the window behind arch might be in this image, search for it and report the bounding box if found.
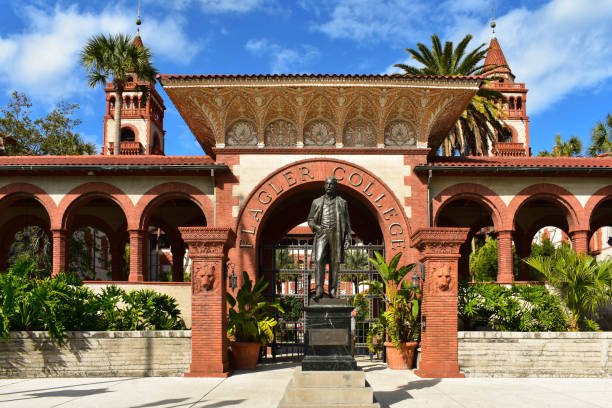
[120,127,136,142]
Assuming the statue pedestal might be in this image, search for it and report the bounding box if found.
[302,298,357,371]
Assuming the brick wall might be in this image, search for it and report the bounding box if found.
[459,331,612,377]
[0,331,191,377]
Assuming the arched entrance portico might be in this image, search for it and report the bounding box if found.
[233,158,414,283]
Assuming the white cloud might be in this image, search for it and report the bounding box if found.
[471,0,612,114]
[0,4,200,103]
[147,0,272,13]
[245,39,320,74]
[333,0,612,114]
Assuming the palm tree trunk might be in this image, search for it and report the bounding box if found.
[114,91,123,155]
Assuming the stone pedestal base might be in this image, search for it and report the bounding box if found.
[277,368,379,408]
[302,298,357,371]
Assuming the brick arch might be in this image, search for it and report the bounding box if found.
[120,123,139,142]
[57,182,135,230]
[136,182,213,230]
[506,183,585,232]
[234,158,413,280]
[433,183,505,230]
[0,215,52,271]
[0,183,57,227]
[68,214,116,241]
[584,185,612,231]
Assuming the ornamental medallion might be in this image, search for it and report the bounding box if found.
[226,120,257,146]
[304,120,336,146]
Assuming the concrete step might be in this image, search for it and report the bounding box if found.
[277,368,379,408]
[278,403,380,408]
[292,368,366,388]
[284,386,373,404]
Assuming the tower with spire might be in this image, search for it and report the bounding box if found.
[484,15,530,156]
[102,5,166,155]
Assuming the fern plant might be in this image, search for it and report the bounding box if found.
[364,251,420,351]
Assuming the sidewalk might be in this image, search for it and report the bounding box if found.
[1,359,610,408]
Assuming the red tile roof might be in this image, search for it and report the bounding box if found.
[484,38,511,73]
[421,156,612,170]
[158,73,482,81]
[0,155,221,166]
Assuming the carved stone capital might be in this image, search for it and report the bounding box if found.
[178,227,235,260]
[411,227,469,258]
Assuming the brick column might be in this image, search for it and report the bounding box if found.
[570,230,589,254]
[411,227,469,378]
[179,226,235,377]
[51,229,68,276]
[496,230,514,283]
[172,242,185,282]
[128,229,146,282]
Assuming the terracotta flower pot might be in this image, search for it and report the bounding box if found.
[384,341,418,370]
[230,341,261,370]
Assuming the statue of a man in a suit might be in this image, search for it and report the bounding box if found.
[307,176,351,300]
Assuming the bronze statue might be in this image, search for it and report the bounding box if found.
[307,176,351,300]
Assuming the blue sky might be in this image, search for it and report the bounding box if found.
[0,0,611,156]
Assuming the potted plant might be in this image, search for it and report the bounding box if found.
[365,251,420,369]
[227,271,283,369]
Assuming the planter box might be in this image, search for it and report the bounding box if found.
[459,331,612,378]
[0,331,191,377]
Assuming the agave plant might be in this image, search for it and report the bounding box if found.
[524,247,612,331]
[365,252,420,351]
[227,271,283,346]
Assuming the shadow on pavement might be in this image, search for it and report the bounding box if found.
[131,397,190,407]
[374,379,441,408]
[0,378,133,396]
[233,361,299,374]
[198,399,246,407]
[27,387,112,398]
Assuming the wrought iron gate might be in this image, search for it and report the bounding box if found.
[260,243,385,360]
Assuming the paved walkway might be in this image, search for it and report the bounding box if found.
[1,360,611,408]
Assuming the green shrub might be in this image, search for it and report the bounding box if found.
[458,282,568,331]
[278,296,304,321]
[0,258,186,345]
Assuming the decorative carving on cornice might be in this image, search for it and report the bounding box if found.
[162,82,478,156]
[226,120,258,146]
[384,119,417,146]
[264,119,297,146]
[303,119,336,146]
[343,118,376,147]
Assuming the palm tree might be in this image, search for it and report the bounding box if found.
[537,134,582,157]
[588,114,612,156]
[80,33,157,155]
[394,34,507,156]
[524,247,612,331]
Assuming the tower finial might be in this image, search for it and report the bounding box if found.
[136,0,141,35]
[490,4,496,38]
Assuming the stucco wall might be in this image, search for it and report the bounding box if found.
[0,331,191,377]
[84,282,192,328]
[459,331,612,377]
[432,176,610,208]
[233,154,412,218]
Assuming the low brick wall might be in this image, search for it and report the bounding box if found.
[459,331,612,377]
[0,331,191,377]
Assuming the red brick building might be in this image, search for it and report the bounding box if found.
[0,37,610,378]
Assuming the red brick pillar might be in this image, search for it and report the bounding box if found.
[128,229,146,282]
[51,229,68,276]
[496,230,514,283]
[570,230,589,254]
[411,227,469,378]
[179,226,235,377]
[172,242,185,282]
